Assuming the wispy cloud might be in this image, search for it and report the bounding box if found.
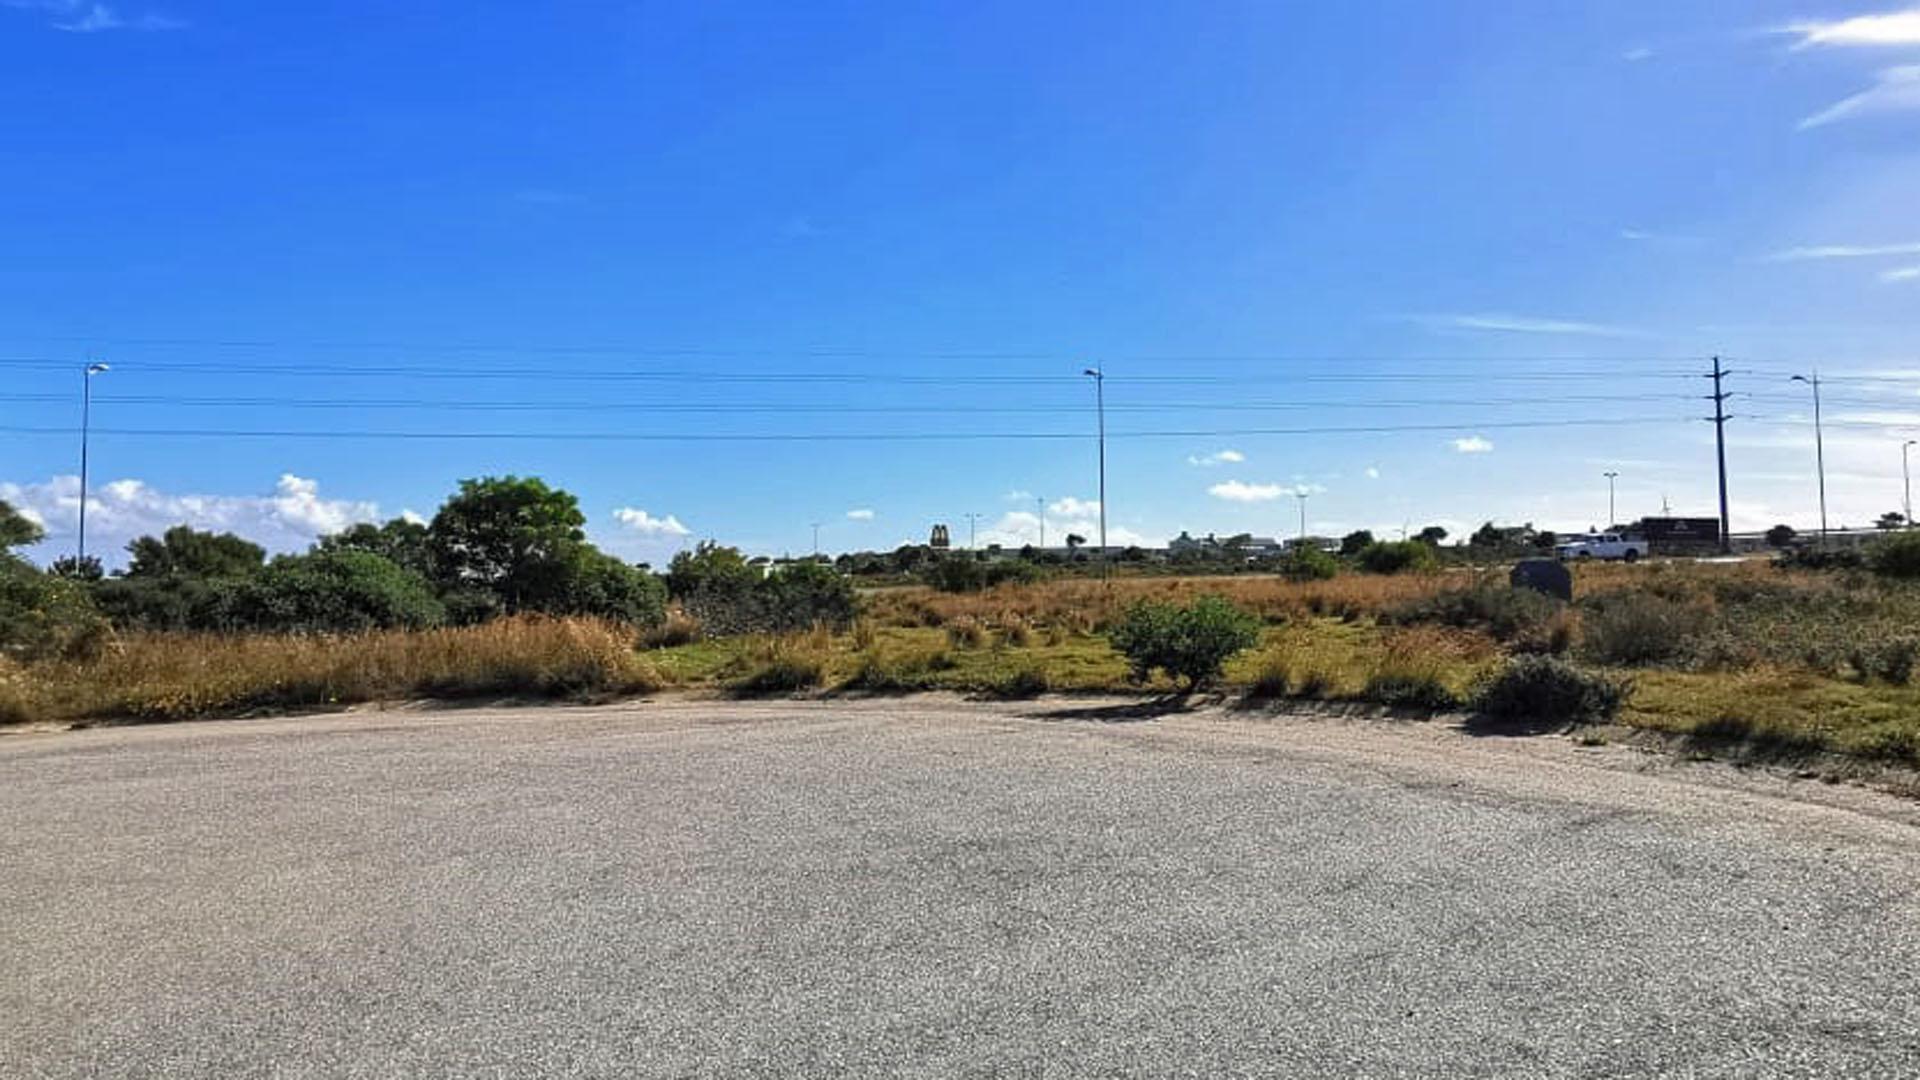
[1799,65,1920,129]
[1783,8,1920,49]
[1049,496,1100,517]
[1452,435,1495,454]
[5,1,183,32]
[1621,46,1655,62]
[1186,449,1245,467]
[1364,466,1381,480]
[1419,312,1642,338]
[1207,480,1286,503]
[845,508,875,521]
[1883,265,1920,282]
[612,508,690,536]
[1768,239,1920,260]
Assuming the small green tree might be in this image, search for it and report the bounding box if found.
[1871,532,1920,579]
[0,500,43,550]
[126,525,265,579]
[1338,530,1375,556]
[1278,544,1339,581]
[427,476,587,613]
[227,549,447,633]
[1765,524,1797,549]
[1108,595,1261,690]
[318,518,434,578]
[1358,540,1438,575]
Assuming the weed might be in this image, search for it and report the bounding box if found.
[1472,655,1629,724]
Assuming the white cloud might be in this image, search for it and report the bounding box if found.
[1421,312,1641,338]
[1452,436,1495,454]
[976,509,1148,550]
[1769,239,1920,260]
[1799,65,1920,130]
[612,507,690,536]
[1769,240,1920,260]
[1208,480,1287,503]
[1003,489,1034,502]
[1881,265,1920,282]
[1784,9,1920,49]
[4,1,183,32]
[845,508,875,521]
[1048,496,1101,517]
[1187,449,1246,467]
[0,473,378,566]
[1364,466,1381,480]
[400,509,428,525]
[1621,46,1655,62]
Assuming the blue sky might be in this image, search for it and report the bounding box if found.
[5,1,1920,565]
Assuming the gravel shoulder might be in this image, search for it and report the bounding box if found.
[4,696,1918,1078]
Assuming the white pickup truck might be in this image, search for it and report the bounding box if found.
[1555,533,1648,562]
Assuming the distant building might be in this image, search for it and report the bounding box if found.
[929,523,950,550]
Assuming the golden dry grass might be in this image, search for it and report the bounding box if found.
[5,616,660,726]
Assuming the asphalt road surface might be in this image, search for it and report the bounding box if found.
[5,697,1919,1078]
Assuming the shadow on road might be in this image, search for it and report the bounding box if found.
[1456,713,1570,738]
[1019,696,1197,723]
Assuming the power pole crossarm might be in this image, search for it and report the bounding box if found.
[1709,356,1732,555]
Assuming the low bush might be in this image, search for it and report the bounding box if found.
[986,665,1050,698]
[1870,532,1920,579]
[732,636,828,695]
[1385,580,1565,647]
[1109,595,1262,689]
[640,611,703,649]
[840,644,952,692]
[945,617,989,649]
[1278,545,1339,582]
[1471,655,1628,724]
[1363,670,1458,710]
[1578,590,1707,667]
[1849,635,1919,685]
[1357,541,1437,575]
[923,557,1041,593]
[1776,546,1866,572]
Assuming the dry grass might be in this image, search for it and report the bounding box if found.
[864,573,1454,632]
[4,616,661,726]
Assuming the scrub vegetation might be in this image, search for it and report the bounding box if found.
[8,486,1920,772]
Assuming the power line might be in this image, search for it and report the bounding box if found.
[0,414,1708,443]
[0,390,1704,413]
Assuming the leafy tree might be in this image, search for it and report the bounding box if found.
[1878,511,1908,531]
[1279,544,1339,582]
[1765,524,1798,549]
[1108,595,1261,690]
[318,518,434,577]
[1871,533,1920,579]
[757,561,859,631]
[0,500,44,550]
[225,549,446,633]
[1358,540,1438,575]
[1065,533,1086,551]
[49,555,103,582]
[557,548,667,625]
[666,541,759,600]
[924,556,1038,593]
[0,556,106,662]
[126,526,265,579]
[1415,526,1449,546]
[1338,529,1375,556]
[426,476,587,613]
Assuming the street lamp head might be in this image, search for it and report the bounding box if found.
[85,363,109,375]
[1082,367,1102,378]
[1791,374,1811,384]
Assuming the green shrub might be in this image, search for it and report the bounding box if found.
[0,555,110,662]
[986,665,1050,698]
[1357,540,1437,575]
[1579,590,1707,667]
[1870,533,1920,579]
[1386,580,1562,644]
[224,549,447,634]
[1471,656,1628,724]
[1363,671,1458,710]
[1108,595,1261,689]
[923,557,1039,593]
[733,639,827,695]
[1849,635,1919,685]
[1776,546,1865,572]
[1278,545,1339,582]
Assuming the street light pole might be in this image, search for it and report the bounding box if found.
[1792,373,1829,539]
[1294,490,1308,542]
[77,362,109,562]
[1036,496,1045,549]
[810,522,821,558]
[1905,440,1916,530]
[964,512,982,551]
[1082,367,1108,569]
[1603,471,1619,529]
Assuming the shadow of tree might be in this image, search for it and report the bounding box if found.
[1019,695,1198,723]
